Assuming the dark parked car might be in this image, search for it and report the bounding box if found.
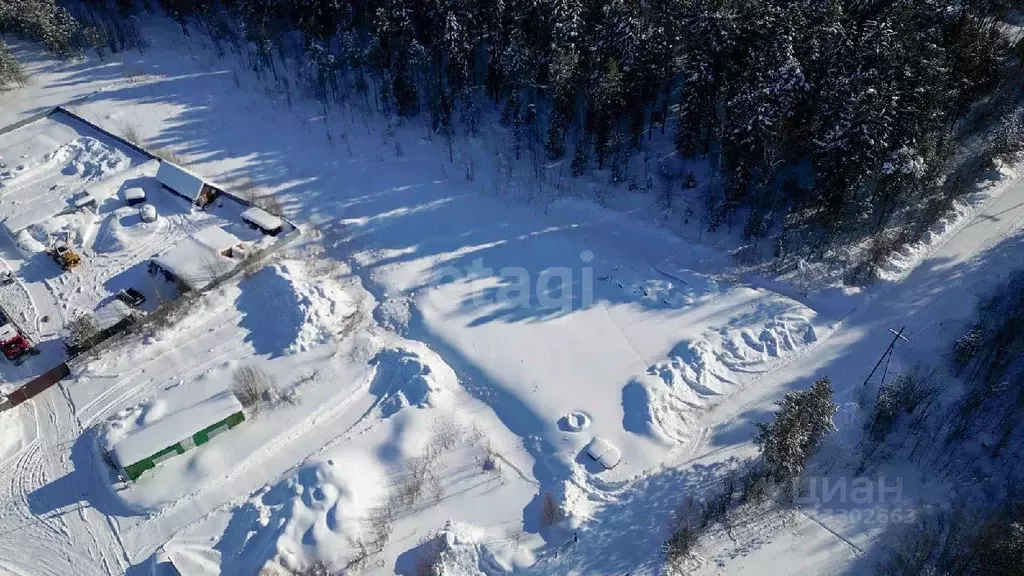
[116,288,146,308]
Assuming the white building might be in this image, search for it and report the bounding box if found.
[241,206,284,236]
[149,226,246,291]
[155,161,222,207]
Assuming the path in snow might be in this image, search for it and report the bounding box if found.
[0,390,127,576]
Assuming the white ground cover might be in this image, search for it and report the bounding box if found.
[0,14,1023,576]
[0,111,270,391]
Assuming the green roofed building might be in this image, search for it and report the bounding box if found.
[110,390,245,481]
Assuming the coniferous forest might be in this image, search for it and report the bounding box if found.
[3,0,1024,281]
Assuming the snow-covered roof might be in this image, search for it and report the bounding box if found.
[110,390,243,468]
[73,192,99,209]
[0,323,19,342]
[241,206,283,232]
[1,195,66,235]
[152,226,243,290]
[94,299,133,331]
[156,161,205,199]
[124,187,146,201]
[586,437,622,469]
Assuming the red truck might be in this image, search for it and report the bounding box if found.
[0,323,33,363]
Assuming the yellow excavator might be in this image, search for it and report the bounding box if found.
[50,241,82,270]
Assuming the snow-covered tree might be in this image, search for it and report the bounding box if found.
[0,40,27,90]
[754,376,838,480]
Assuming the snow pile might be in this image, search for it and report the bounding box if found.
[13,229,46,254]
[93,205,169,254]
[398,521,522,576]
[251,453,386,572]
[277,261,357,353]
[717,314,817,369]
[239,262,357,354]
[23,209,100,252]
[630,305,818,443]
[52,136,130,180]
[369,346,454,417]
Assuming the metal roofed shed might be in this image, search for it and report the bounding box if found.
[241,206,284,236]
[109,390,245,481]
[124,186,146,206]
[149,226,246,291]
[155,161,222,207]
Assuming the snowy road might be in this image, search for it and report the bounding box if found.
[0,390,126,576]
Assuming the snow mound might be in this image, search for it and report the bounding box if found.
[562,411,591,432]
[717,314,817,370]
[628,303,818,443]
[53,136,130,180]
[648,340,737,398]
[252,453,385,572]
[277,262,357,353]
[92,206,169,254]
[397,521,520,576]
[14,229,46,254]
[369,346,454,417]
[238,261,357,355]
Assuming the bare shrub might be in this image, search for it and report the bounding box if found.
[232,365,275,409]
[237,178,285,216]
[64,312,99,351]
[288,563,332,576]
[197,253,231,286]
[427,418,462,455]
[952,328,981,374]
[152,147,187,165]
[664,497,703,565]
[120,124,143,146]
[241,247,269,277]
[988,110,1024,165]
[868,368,940,441]
[366,503,394,552]
[539,492,564,527]
[481,443,500,473]
[740,465,773,505]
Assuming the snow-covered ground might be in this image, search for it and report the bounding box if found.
[1,14,1023,576]
[0,110,269,389]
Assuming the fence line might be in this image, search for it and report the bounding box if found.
[0,96,304,409]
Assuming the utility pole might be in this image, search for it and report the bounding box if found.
[862,326,909,390]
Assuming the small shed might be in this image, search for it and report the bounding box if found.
[149,226,245,291]
[72,192,100,213]
[155,161,221,208]
[586,436,622,470]
[110,390,245,481]
[124,187,146,206]
[241,206,284,236]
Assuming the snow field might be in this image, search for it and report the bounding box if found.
[3,14,1022,576]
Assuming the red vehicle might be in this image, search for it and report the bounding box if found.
[0,323,33,363]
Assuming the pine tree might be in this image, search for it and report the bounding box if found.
[754,376,838,480]
[0,40,26,90]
